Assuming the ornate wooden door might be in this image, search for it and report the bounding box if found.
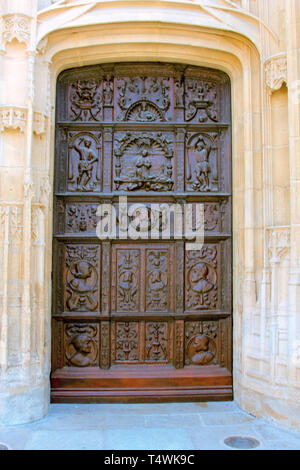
[51,63,232,402]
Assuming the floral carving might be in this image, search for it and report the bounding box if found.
[114,132,174,191]
[33,112,47,135]
[3,15,30,48]
[65,324,98,367]
[115,322,139,361]
[145,322,168,362]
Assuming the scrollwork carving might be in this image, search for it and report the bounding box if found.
[69,80,102,121]
[185,79,218,122]
[116,76,171,121]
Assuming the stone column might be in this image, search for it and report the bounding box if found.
[286,0,300,386]
[0,0,51,424]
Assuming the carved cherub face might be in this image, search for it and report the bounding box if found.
[72,334,92,354]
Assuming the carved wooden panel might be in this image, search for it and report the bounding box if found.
[185,321,218,366]
[64,323,99,367]
[63,244,101,313]
[114,132,174,192]
[52,63,232,403]
[67,79,102,122]
[67,131,102,192]
[185,244,219,311]
[116,76,172,122]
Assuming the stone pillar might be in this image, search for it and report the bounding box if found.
[286,0,300,387]
[0,0,51,425]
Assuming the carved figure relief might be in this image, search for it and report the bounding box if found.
[186,133,218,192]
[65,245,99,312]
[68,134,101,192]
[117,250,140,311]
[185,321,218,366]
[115,322,139,361]
[116,76,171,121]
[185,79,218,122]
[66,204,98,233]
[114,132,174,191]
[103,75,114,105]
[145,322,168,362]
[69,80,102,121]
[65,324,98,367]
[186,246,218,310]
[146,250,168,311]
[204,203,221,232]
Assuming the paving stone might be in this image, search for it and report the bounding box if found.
[24,430,105,450]
[201,411,256,426]
[103,427,195,450]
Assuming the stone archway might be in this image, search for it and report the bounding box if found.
[1,0,299,431]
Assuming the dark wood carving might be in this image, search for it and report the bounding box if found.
[186,245,219,311]
[65,323,99,367]
[114,132,174,192]
[64,245,100,312]
[185,321,218,366]
[52,63,232,403]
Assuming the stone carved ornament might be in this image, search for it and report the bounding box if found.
[265,55,287,92]
[2,14,31,49]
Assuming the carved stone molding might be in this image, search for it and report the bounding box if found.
[33,112,47,135]
[265,54,287,92]
[2,14,31,50]
[0,106,27,132]
[267,226,290,263]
